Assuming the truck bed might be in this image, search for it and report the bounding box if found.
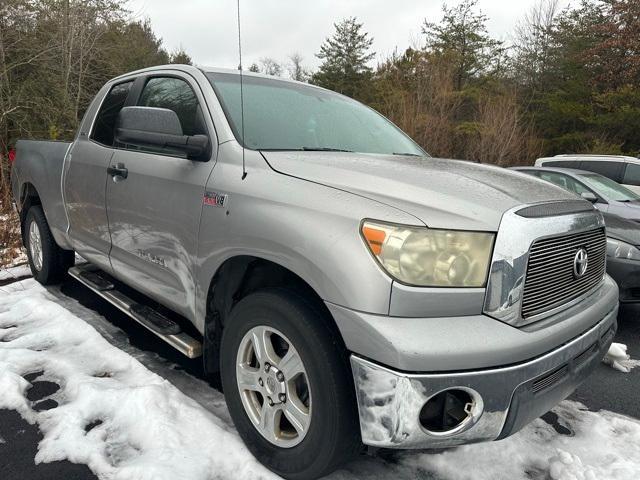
[11,140,72,249]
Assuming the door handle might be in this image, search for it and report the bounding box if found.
[107,163,128,179]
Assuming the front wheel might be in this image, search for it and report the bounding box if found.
[221,289,361,480]
[24,206,74,284]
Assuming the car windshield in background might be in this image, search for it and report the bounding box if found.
[579,173,640,202]
[206,72,426,157]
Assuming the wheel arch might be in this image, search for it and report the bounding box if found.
[202,255,346,379]
[19,182,42,239]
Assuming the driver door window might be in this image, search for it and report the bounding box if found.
[539,172,592,196]
[123,76,207,155]
[138,77,206,136]
[564,177,591,196]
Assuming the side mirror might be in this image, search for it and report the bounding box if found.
[115,106,209,159]
[581,192,598,203]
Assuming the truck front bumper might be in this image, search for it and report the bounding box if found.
[350,304,617,449]
[330,275,619,448]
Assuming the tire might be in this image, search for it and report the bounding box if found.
[220,288,361,479]
[24,205,75,285]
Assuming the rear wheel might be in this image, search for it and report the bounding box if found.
[24,206,74,284]
[220,289,360,479]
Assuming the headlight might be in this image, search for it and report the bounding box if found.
[361,220,495,287]
[606,238,640,261]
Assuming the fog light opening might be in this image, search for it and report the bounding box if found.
[419,388,480,435]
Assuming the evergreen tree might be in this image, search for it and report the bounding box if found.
[588,0,640,90]
[169,48,193,65]
[422,0,504,90]
[312,17,375,100]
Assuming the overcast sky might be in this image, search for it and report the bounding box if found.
[127,0,572,72]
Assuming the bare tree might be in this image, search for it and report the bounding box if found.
[375,50,462,158]
[287,53,309,82]
[259,57,282,76]
[512,0,560,90]
[0,0,188,265]
[464,92,542,166]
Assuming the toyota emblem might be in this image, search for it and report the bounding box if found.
[573,248,589,279]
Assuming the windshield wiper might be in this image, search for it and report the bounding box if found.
[259,147,353,153]
[301,147,353,152]
[392,152,423,157]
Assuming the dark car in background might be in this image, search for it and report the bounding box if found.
[604,214,640,310]
[513,166,640,222]
[514,166,640,310]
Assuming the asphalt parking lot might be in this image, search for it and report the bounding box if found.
[1,277,639,480]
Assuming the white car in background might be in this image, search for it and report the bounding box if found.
[535,155,640,195]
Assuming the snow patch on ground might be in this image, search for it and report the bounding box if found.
[603,343,640,373]
[333,401,640,480]
[0,263,30,282]
[0,280,275,480]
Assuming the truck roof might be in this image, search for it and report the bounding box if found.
[110,63,315,88]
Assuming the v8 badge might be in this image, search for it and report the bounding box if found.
[204,191,228,208]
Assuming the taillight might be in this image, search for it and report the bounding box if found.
[8,149,16,164]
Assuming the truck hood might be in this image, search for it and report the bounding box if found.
[262,152,577,231]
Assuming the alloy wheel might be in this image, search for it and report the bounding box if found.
[29,220,43,272]
[236,325,312,448]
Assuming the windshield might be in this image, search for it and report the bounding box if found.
[206,72,426,156]
[578,173,640,202]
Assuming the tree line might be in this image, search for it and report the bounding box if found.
[0,0,191,261]
[262,0,640,166]
[1,0,638,169]
[0,0,190,156]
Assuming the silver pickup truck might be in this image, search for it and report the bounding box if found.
[11,65,619,479]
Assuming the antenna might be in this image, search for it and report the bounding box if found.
[237,0,247,180]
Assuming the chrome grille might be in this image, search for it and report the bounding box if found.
[521,228,606,319]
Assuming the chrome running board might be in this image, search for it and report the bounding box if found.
[68,264,202,358]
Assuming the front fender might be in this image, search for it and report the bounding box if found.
[193,145,422,331]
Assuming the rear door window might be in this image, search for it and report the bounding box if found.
[91,81,134,146]
[622,164,640,186]
[578,161,625,183]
